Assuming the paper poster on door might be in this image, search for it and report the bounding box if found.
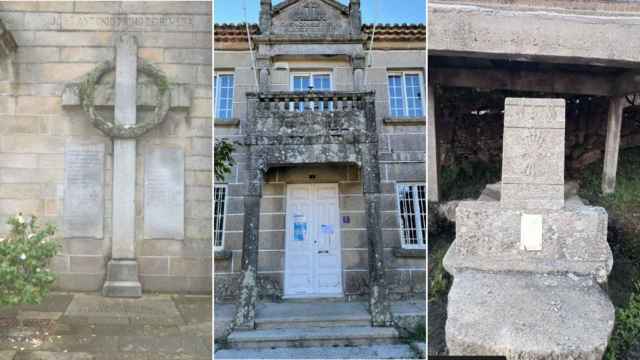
[293,214,307,241]
[320,224,334,236]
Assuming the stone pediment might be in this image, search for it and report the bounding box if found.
[270,0,356,37]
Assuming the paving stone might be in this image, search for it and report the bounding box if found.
[0,351,16,360]
[16,352,94,360]
[215,344,417,359]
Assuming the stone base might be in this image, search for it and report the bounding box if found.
[446,270,615,359]
[102,259,142,298]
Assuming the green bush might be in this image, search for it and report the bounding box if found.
[0,214,60,306]
[605,283,640,360]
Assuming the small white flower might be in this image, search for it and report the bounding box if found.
[19,253,26,261]
[17,215,24,224]
[36,268,41,272]
[27,234,35,239]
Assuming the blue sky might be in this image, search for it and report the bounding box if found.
[213,0,426,25]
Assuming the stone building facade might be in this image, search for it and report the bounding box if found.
[0,1,212,294]
[213,0,426,323]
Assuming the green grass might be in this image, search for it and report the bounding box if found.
[577,148,640,358]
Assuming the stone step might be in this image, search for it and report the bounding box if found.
[254,301,371,329]
[227,326,400,349]
[255,313,370,329]
[215,344,418,359]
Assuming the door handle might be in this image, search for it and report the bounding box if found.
[318,250,329,254]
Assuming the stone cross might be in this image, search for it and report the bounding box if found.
[102,34,142,297]
[501,98,566,210]
[61,34,192,298]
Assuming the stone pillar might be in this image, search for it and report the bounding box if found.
[362,95,392,326]
[427,84,440,201]
[349,0,362,35]
[352,54,366,91]
[256,56,271,92]
[602,96,625,194]
[234,97,265,330]
[259,0,271,34]
[103,34,142,298]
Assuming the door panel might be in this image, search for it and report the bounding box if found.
[285,183,342,298]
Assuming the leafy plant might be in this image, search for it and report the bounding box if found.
[0,214,59,305]
[428,244,451,302]
[214,138,235,182]
[605,282,640,360]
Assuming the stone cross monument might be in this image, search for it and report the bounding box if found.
[443,98,615,358]
[62,34,191,297]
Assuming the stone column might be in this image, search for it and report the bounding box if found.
[602,96,625,194]
[352,54,366,91]
[259,0,272,34]
[427,84,440,201]
[234,96,265,330]
[256,56,271,92]
[362,95,392,326]
[103,34,142,298]
[349,0,362,35]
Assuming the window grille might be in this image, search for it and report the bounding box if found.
[214,73,234,119]
[388,72,424,117]
[214,185,227,249]
[396,183,427,248]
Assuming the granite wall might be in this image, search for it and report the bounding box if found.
[0,1,212,293]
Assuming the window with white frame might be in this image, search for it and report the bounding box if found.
[214,72,234,119]
[290,72,332,112]
[214,185,227,249]
[388,72,424,117]
[396,183,427,248]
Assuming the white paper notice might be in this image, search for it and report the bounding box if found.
[521,213,543,251]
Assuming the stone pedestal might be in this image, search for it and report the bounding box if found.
[444,98,615,359]
[102,260,142,297]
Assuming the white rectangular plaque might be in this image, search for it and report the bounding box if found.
[63,143,105,238]
[521,213,543,251]
[143,147,184,239]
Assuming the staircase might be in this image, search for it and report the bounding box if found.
[215,302,418,359]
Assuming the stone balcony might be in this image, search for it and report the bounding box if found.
[244,90,377,167]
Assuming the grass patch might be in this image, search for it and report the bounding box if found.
[428,243,451,302]
[577,147,640,358]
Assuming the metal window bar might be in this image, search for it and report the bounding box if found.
[213,186,227,248]
[397,184,426,248]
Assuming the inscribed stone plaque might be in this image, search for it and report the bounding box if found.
[501,98,566,209]
[63,143,105,238]
[271,0,351,36]
[521,213,542,251]
[143,147,184,239]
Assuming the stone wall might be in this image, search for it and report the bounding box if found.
[214,49,425,302]
[0,1,212,293]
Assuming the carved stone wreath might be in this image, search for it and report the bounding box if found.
[78,60,171,138]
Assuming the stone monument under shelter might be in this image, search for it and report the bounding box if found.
[443,98,615,359]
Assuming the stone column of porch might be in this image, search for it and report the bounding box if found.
[233,96,265,330]
[256,55,271,92]
[352,54,366,91]
[362,94,392,326]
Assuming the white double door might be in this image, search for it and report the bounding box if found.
[284,183,342,298]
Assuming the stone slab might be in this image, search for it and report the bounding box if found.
[215,344,417,359]
[63,143,105,239]
[501,127,565,186]
[445,201,612,277]
[0,351,15,360]
[227,325,399,349]
[446,270,614,358]
[504,98,565,129]
[64,294,182,324]
[143,147,184,240]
